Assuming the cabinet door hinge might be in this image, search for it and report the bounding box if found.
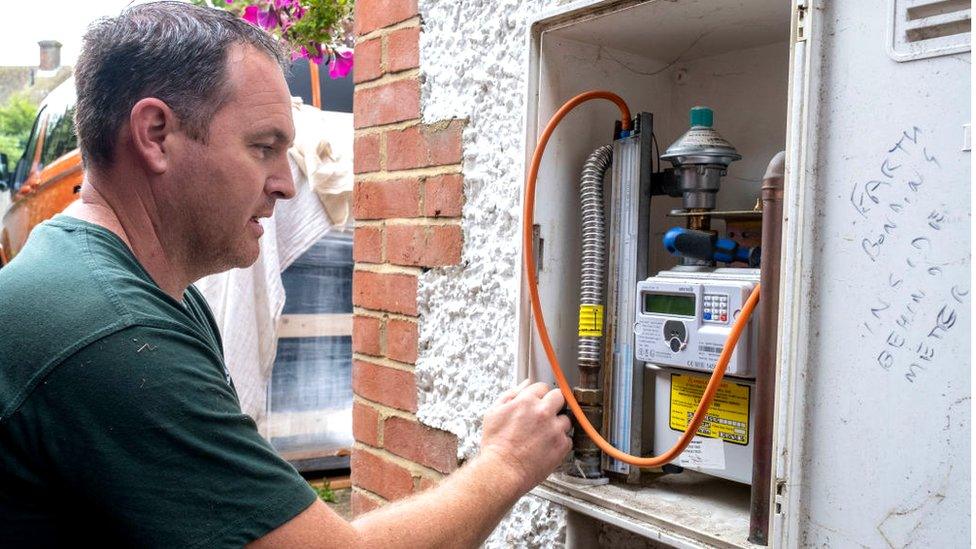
[794,1,808,43]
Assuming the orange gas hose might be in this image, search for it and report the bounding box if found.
[523,90,762,467]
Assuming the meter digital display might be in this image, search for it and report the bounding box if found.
[643,292,695,317]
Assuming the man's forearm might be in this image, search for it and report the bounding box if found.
[351,449,525,548]
[248,382,569,549]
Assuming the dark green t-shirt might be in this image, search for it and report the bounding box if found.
[0,216,316,547]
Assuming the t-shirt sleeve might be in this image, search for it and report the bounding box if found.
[18,324,318,548]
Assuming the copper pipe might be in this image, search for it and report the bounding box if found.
[310,62,322,109]
[749,151,785,545]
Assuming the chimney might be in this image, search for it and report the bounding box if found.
[38,40,62,71]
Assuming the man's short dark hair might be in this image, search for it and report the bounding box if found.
[74,1,290,169]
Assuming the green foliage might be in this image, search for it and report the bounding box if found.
[193,0,353,64]
[0,93,38,166]
[287,0,353,53]
[311,481,336,502]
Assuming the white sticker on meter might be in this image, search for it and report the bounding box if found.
[678,437,726,470]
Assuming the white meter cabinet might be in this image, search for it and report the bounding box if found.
[517,0,971,547]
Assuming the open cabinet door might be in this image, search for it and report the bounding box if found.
[774,0,971,546]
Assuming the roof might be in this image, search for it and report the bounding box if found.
[0,66,73,105]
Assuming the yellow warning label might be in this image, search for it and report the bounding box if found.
[578,305,604,337]
[669,373,750,445]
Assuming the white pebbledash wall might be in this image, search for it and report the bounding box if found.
[414,0,566,546]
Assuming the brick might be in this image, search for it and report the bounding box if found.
[423,174,463,217]
[353,178,421,220]
[353,38,382,84]
[353,359,417,412]
[354,78,420,128]
[352,270,418,316]
[386,121,464,171]
[387,26,420,73]
[351,449,414,501]
[386,318,418,364]
[426,225,463,266]
[353,226,383,264]
[384,225,423,267]
[352,315,383,356]
[386,224,462,268]
[351,489,383,516]
[354,133,381,174]
[352,401,381,446]
[383,416,458,474]
[354,0,418,36]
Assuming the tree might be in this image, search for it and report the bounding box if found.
[0,93,38,166]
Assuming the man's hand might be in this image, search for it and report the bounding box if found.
[479,380,572,493]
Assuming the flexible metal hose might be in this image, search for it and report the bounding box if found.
[578,145,613,365]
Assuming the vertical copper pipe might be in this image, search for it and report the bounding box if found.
[310,63,322,109]
[749,151,785,545]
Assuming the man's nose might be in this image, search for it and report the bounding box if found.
[267,158,297,200]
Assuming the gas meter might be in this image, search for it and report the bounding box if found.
[636,268,760,484]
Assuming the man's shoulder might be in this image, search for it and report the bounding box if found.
[33,323,233,416]
[0,218,216,421]
[0,320,227,424]
[3,324,314,549]
[0,218,128,352]
[1,218,146,337]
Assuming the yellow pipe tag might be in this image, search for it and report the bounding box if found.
[578,305,604,337]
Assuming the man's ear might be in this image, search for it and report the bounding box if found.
[128,98,178,174]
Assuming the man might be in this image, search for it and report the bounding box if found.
[0,2,571,547]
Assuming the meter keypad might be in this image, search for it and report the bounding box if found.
[703,293,728,323]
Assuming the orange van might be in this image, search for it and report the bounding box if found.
[0,78,82,266]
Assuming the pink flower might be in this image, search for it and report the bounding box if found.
[328,48,353,79]
[301,44,323,65]
[242,4,277,30]
[242,5,260,24]
[256,8,277,30]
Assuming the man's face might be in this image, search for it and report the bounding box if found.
[167,44,296,274]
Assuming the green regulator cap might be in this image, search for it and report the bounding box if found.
[689,106,713,128]
[661,106,740,167]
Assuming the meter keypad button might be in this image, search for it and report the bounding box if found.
[703,293,729,323]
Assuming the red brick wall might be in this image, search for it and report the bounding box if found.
[350,0,465,516]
